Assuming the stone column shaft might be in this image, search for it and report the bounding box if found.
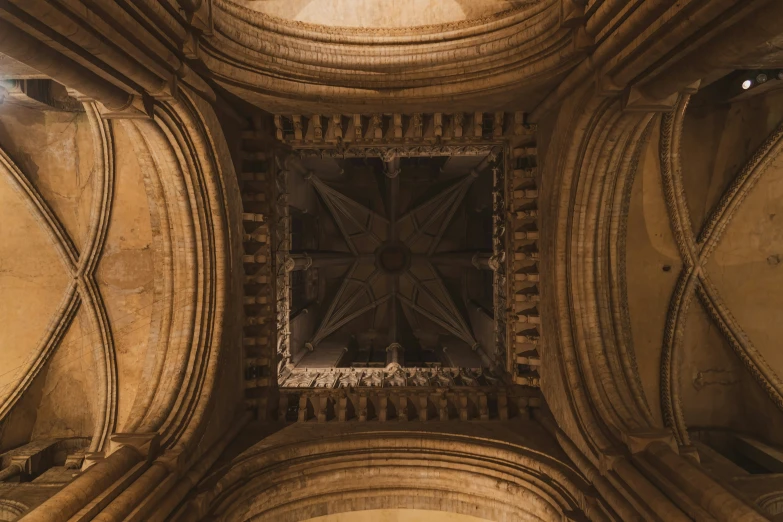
[642,441,769,521]
[430,252,498,270]
[0,463,22,482]
[286,252,354,271]
[18,446,143,522]
[92,463,169,522]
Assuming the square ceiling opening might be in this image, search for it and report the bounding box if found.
[276,147,510,389]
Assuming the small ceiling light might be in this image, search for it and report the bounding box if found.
[742,79,753,90]
[778,70,783,81]
[757,73,769,84]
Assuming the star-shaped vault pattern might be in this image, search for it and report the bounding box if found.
[295,151,501,362]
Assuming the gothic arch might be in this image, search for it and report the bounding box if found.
[540,89,662,463]
[115,88,245,452]
[203,0,577,113]
[176,427,613,522]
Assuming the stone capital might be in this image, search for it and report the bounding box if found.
[107,432,162,465]
[621,429,678,455]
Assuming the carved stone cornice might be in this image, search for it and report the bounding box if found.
[277,384,539,424]
[276,112,532,148]
[238,133,277,419]
[507,145,542,381]
[295,144,497,159]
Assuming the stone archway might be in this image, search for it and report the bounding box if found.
[175,422,611,522]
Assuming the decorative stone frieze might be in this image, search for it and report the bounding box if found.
[276,364,543,423]
[279,366,505,389]
[508,142,541,385]
[240,128,277,417]
[274,112,532,146]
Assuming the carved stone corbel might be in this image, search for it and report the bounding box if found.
[473,112,483,137]
[332,114,343,140]
[274,115,284,140]
[410,113,423,138]
[418,394,428,421]
[438,393,449,421]
[358,394,368,421]
[353,114,363,140]
[312,114,323,140]
[458,393,469,421]
[378,394,388,422]
[337,394,348,422]
[514,112,526,136]
[393,114,403,139]
[493,112,504,137]
[292,115,303,140]
[453,112,464,138]
[298,395,308,422]
[370,114,383,139]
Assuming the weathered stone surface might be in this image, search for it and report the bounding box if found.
[2,1,783,520]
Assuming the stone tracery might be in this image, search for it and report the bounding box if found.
[287,149,498,359]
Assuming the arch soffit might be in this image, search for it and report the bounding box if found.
[541,88,665,464]
[544,85,783,465]
[186,430,612,522]
[202,0,576,112]
[117,88,244,452]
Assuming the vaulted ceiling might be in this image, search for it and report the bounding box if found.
[3,1,783,521]
[288,153,497,369]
